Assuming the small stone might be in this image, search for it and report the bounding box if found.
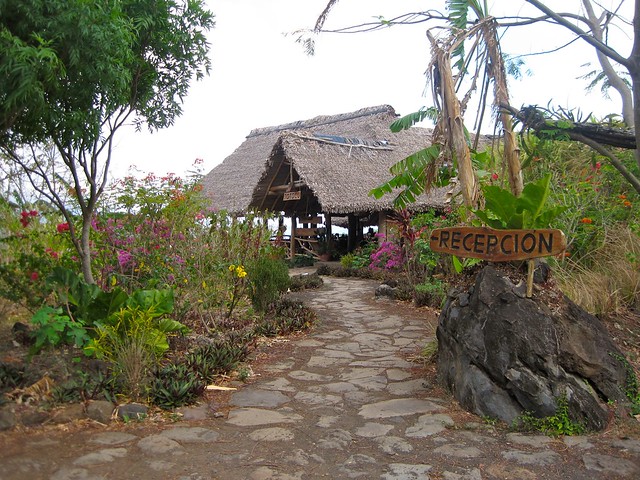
[0,408,17,431]
[458,293,470,307]
[502,450,561,466]
[160,427,220,443]
[20,409,50,427]
[377,436,414,454]
[91,432,138,445]
[248,427,294,442]
[116,403,148,421]
[382,464,432,480]
[137,435,185,455]
[583,453,639,476]
[375,284,396,298]
[434,444,482,458]
[86,400,114,424]
[73,448,127,466]
[51,404,85,424]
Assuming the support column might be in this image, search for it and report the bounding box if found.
[290,215,296,258]
[325,213,333,250]
[348,214,357,252]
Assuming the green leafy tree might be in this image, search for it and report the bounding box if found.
[0,0,214,283]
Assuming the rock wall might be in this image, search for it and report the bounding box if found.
[437,265,630,430]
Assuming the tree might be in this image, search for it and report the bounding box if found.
[0,0,214,283]
[307,0,639,199]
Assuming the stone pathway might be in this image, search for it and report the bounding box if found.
[1,276,639,479]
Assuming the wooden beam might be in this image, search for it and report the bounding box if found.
[259,155,287,210]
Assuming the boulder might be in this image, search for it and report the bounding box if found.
[437,265,629,430]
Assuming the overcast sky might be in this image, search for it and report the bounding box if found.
[110,0,633,179]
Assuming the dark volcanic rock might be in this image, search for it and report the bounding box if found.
[437,266,629,430]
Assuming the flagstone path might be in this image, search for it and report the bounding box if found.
[1,275,639,479]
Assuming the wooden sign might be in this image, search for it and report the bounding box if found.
[429,227,566,261]
[283,191,301,201]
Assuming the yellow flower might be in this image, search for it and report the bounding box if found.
[235,265,247,278]
[202,280,207,289]
[229,264,235,271]
[110,276,117,287]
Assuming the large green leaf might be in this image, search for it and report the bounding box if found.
[369,145,443,209]
[126,288,174,316]
[389,108,438,132]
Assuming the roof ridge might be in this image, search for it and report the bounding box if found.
[246,105,395,138]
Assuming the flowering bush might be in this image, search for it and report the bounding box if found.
[369,237,403,271]
[0,202,77,309]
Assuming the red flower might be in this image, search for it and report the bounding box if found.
[57,223,70,233]
[619,194,627,200]
[580,218,593,224]
[491,173,499,181]
[623,200,632,208]
[29,272,39,281]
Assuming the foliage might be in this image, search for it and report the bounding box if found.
[0,204,76,310]
[150,363,204,410]
[287,254,315,268]
[30,306,90,352]
[339,241,378,269]
[369,238,403,271]
[185,336,251,380]
[1,0,215,283]
[49,367,116,405]
[414,278,447,308]
[254,298,316,337]
[515,395,586,436]
[247,257,290,313]
[473,174,566,229]
[289,272,324,291]
[609,352,640,415]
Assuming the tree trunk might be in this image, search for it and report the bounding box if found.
[631,0,640,172]
[80,212,95,284]
[483,20,523,197]
[433,41,479,208]
[582,0,635,127]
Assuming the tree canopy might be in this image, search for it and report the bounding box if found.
[0,0,215,283]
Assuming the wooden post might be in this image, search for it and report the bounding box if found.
[348,214,357,252]
[325,213,333,250]
[290,215,296,258]
[526,259,535,298]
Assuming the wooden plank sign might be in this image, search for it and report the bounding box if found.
[283,191,301,201]
[429,227,566,261]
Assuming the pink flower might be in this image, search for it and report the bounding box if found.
[57,223,70,233]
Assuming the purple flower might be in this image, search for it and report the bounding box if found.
[117,250,133,269]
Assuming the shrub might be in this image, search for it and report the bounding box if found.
[287,254,315,268]
[289,272,323,291]
[514,395,586,436]
[185,337,250,379]
[150,363,204,410]
[414,278,447,308]
[254,298,316,337]
[247,257,290,312]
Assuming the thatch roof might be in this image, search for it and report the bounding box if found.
[202,105,454,215]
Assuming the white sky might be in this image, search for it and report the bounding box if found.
[110,0,633,179]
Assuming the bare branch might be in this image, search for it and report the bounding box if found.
[525,0,629,67]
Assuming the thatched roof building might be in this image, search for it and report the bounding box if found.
[201,105,454,255]
[202,105,452,216]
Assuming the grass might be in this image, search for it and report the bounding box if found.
[554,226,640,317]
